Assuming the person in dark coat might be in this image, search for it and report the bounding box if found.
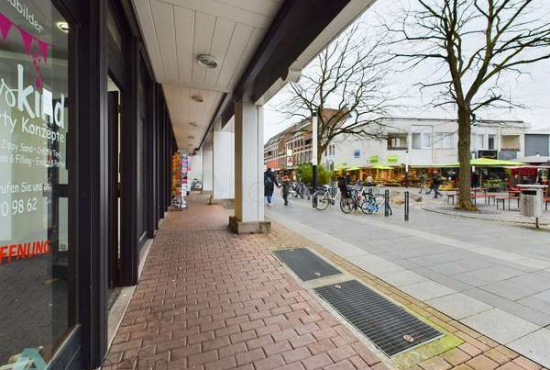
[281,171,291,206]
[264,168,279,206]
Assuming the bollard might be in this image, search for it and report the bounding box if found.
[384,190,390,217]
[404,191,410,221]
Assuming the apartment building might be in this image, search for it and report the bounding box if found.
[321,117,529,170]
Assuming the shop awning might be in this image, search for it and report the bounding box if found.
[471,158,525,166]
[346,166,362,171]
[370,165,394,170]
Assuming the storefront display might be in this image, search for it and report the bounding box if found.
[0,0,71,364]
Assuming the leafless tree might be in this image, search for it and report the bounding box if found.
[278,23,394,164]
[386,0,550,210]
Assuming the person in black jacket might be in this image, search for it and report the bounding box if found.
[431,171,443,199]
[264,168,279,206]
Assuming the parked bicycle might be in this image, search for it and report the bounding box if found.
[311,182,339,210]
[340,187,363,214]
[360,190,392,215]
[191,178,203,191]
[293,181,310,199]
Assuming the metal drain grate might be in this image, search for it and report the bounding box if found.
[273,248,341,281]
[315,280,442,356]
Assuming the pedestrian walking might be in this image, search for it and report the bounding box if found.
[419,173,428,194]
[344,172,351,186]
[431,171,443,199]
[281,171,291,206]
[264,168,279,206]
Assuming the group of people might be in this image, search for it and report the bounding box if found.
[264,168,292,206]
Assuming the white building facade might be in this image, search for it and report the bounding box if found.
[322,117,529,170]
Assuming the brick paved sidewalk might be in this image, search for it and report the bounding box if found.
[104,195,388,370]
[104,194,548,370]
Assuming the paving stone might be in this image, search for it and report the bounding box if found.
[466,355,500,370]
[401,281,456,301]
[509,329,550,369]
[441,348,472,366]
[419,356,452,370]
[462,309,540,344]
[427,293,492,320]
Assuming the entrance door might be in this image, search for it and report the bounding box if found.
[107,78,122,296]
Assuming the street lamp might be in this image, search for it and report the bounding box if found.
[312,114,318,190]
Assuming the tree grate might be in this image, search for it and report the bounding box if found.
[315,280,443,356]
[273,248,341,281]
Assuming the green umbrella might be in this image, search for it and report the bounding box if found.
[346,166,362,171]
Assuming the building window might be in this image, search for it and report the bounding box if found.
[471,134,485,150]
[412,133,432,149]
[353,149,361,158]
[488,135,496,150]
[434,133,455,149]
[387,133,408,150]
[0,1,72,363]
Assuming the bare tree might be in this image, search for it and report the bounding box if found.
[278,23,393,164]
[386,0,550,210]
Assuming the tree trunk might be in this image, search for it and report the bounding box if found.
[456,106,475,210]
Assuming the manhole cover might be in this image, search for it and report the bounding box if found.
[273,248,341,281]
[315,280,442,356]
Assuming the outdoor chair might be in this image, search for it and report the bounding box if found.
[446,193,456,205]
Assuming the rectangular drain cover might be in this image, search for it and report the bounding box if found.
[273,248,341,281]
[315,280,442,356]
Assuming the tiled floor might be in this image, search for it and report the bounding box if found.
[103,195,388,370]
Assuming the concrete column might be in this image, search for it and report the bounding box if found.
[213,120,235,200]
[229,98,270,234]
[202,139,214,192]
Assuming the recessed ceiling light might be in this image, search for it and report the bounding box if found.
[189,122,198,127]
[56,21,69,33]
[188,135,195,139]
[197,54,218,69]
[191,95,204,103]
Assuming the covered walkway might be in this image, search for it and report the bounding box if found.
[103,195,387,370]
[102,194,547,370]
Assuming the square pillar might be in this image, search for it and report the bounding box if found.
[213,121,235,200]
[202,140,214,192]
[229,99,270,234]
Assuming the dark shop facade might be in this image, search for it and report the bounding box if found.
[0,0,176,368]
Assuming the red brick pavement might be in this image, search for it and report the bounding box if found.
[103,195,388,370]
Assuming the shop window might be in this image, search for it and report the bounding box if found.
[387,133,408,150]
[0,1,71,365]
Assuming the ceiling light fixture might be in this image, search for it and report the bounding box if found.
[197,54,218,69]
[188,135,195,139]
[191,95,204,103]
[56,21,69,33]
[189,122,198,127]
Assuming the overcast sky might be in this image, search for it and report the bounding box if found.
[263,0,550,142]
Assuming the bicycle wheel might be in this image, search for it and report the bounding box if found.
[360,199,375,214]
[312,192,330,210]
[340,197,353,214]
